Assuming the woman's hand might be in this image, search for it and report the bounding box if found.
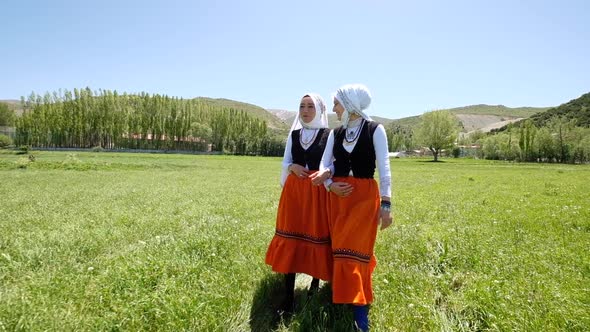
[289,164,310,178]
[310,169,330,185]
[379,209,393,230]
[329,182,353,197]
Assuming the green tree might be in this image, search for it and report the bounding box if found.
[535,127,556,162]
[469,129,486,143]
[386,123,414,152]
[482,135,499,160]
[0,134,12,148]
[418,110,458,161]
[189,122,213,150]
[569,126,590,163]
[0,103,15,126]
[518,120,537,161]
[548,117,575,163]
[500,130,519,161]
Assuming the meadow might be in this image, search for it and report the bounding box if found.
[0,150,588,331]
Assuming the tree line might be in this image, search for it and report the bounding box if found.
[9,89,590,163]
[478,118,590,163]
[384,110,590,163]
[13,88,285,156]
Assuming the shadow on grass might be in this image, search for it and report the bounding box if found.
[250,274,356,332]
[415,159,446,163]
[249,273,286,331]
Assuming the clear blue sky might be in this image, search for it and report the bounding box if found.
[1,0,589,119]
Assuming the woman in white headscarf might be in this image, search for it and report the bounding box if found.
[265,93,332,314]
[312,84,393,331]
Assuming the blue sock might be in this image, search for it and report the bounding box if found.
[353,305,369,331]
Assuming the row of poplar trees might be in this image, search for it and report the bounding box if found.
[480,118,590,163]
[14,88,285,156]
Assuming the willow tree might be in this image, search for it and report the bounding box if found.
[418,110,458,161]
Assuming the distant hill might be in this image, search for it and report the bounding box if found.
[0,100,23,115]
[268,109,395,129]
[527,92,590,127]
[193,97,289,134]
[268,104,541,134]
[390,115,421,130]
[447,104,548,118]
[0,99,21,108]
[455,114,523,133]
[267,109,293,123]
[390,104,549,134]
[371,116,395,126]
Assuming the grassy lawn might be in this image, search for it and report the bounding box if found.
[0,150,588,331]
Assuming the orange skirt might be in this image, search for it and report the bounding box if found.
[328,176,380,305]
[265,172,332,281]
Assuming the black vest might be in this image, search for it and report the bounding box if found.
[333,121,380,178]
[291,128,330,171]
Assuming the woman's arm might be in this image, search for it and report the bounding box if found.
[374,124,393,229]
[373,124,391,199]
[280,133,293,187]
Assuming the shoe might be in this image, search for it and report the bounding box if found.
[277,295,294,316]
[307,278,320,297]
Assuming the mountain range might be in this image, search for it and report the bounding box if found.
[268,104,550,134]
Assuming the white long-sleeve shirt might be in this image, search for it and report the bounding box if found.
[280,129,322,187]
[319,121,391,198]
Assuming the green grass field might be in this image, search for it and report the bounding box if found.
[0,151,588,331]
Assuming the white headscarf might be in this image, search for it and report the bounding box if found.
[333,84,373,128]
[289,93,329,132]
[280,93,328,186]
